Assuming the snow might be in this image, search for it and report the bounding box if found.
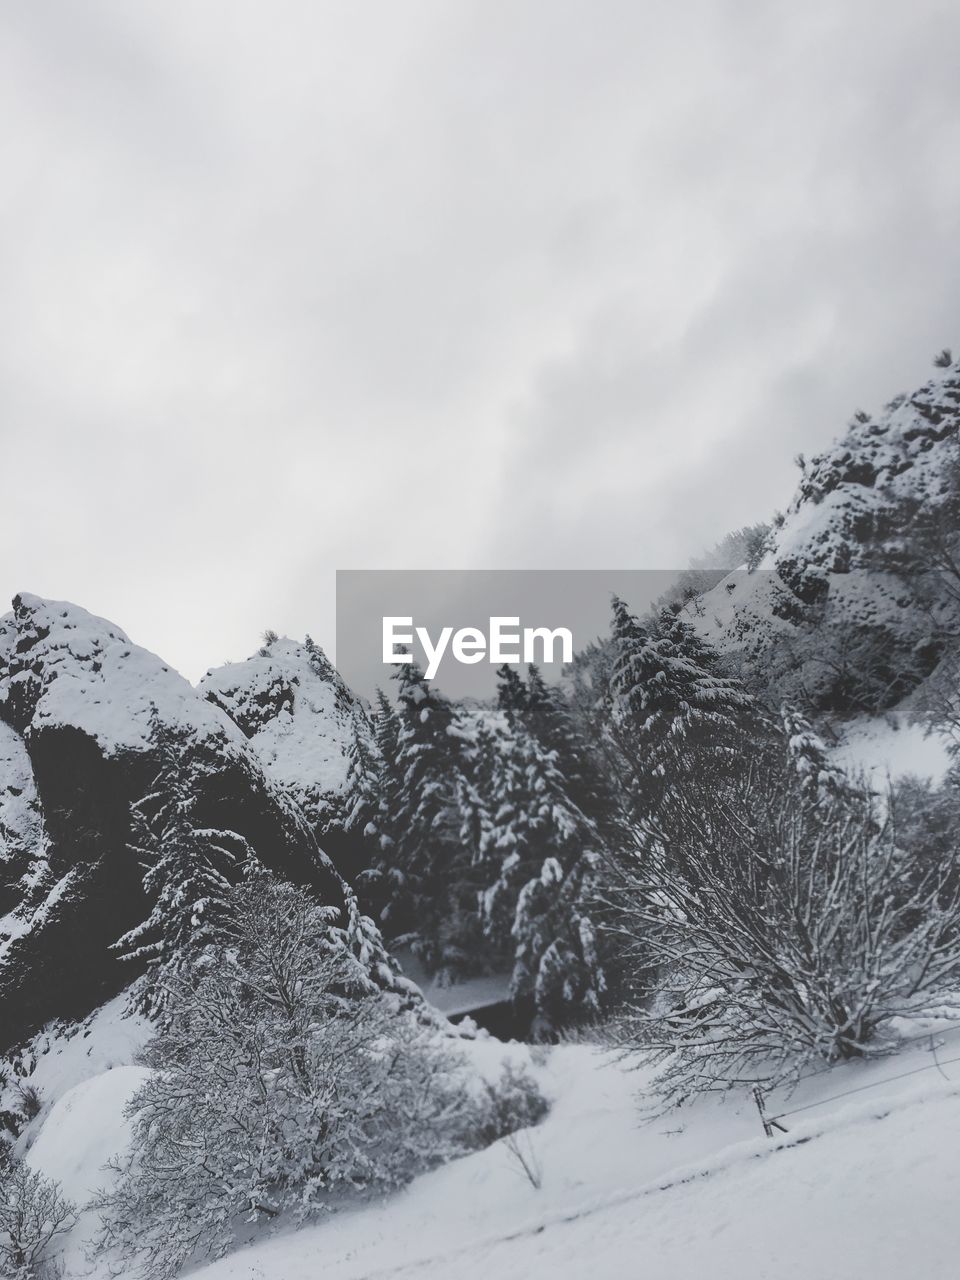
[25,1066,150,1277]
[176,1039,960,1280]
[333,1087,960,1280]
[200,638,365,825]
[0,594,245,756]
[25,1066,148,1204]
[835,714,954,784]
[4,993,151,1136]
[685,568,795,655]
[0,719,42,863]
[15,996,960,1280]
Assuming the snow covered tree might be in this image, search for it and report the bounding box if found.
[781,704,850,800]
[326,701,384,890]
[477,665,613,1030]
[96,876,544,1279]
[0,1154,75,1279]
[511,848,608,1032]
[610,597,763,821]
[373,687,401,770]
[370,664,480,976]
[114,709,255,1017]
[608,742,960,1103]
[480,697,581,956]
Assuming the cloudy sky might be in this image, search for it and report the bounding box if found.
[3,0,960,680]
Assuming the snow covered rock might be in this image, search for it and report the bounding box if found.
[200,635,374,840]
[691,357,960,716]
[0,595,357,1050]
[0,720,46,925]
[777,361,960,589]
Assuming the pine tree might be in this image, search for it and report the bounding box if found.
[781,704,849,801]
[115,708,254,1016]
[341,704,382,839]
[374,664,479,977]
[324,701,385,895]
[372,688,401,792]
[524,663,618,833]
[610,596,761,820]
[480,665,611,1029]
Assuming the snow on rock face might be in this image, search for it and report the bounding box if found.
[200,637,373,834]
[775,360,960,590]
[0,719,44,872]
[0,594,243,754]
[690,360,960,717]
[0,718,49,950]
[0,596,357,1050]
[3,991,151,1141]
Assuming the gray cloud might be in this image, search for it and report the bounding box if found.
[2,0,959,679]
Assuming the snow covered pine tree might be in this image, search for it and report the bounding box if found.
[480,665,613,1032]
[113,707,256,1016]
[369,662,482,978]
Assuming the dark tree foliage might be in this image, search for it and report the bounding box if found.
[369,663,482,978]
[609,597,765,822]
[114,708,255,1017]
[475,665,613,1030]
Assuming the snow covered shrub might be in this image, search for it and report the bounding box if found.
[0,1074,40,1149]
[472,1061,549,1149]
[96,876,544,1279]
[0,1155,75,1279]
[608,749,960,1105]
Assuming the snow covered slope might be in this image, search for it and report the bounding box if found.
[172,1034,960,1280]
[16,1011,960,1280]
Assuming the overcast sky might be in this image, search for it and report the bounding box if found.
[3,0,960,681]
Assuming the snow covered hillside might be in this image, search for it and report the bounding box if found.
[13,1004,960,1280]
[685,355,960,726]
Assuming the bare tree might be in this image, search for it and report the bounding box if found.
[502,1129,543,1190]
[606,751,960,1105]
[0,1157,76,1279]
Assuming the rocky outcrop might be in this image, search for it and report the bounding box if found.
[201,636,380,884]
[0,595,364,1049]
[693,356,960,714]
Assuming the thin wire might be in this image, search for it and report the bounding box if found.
[930,1033,952,1082]
[772,1017,960,1093]
[769,1052,960,1123]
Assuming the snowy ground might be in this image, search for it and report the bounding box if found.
[833,713,953,785]
[177,1041,960,1280]
[11,999,960,1280]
